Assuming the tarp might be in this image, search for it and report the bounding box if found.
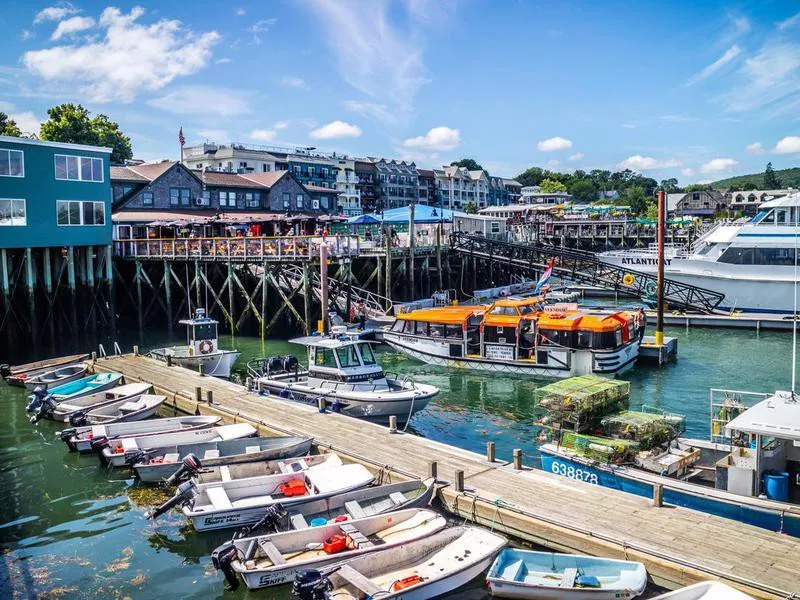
[362,204,463,224]
[346,213,381,225]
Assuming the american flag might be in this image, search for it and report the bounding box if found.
[178,127,185,146]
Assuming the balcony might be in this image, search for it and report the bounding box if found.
[336,174,360,184]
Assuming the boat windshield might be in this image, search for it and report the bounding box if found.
[336,346,361,368]
[359,344,376,365]
[489,306,518,316]
[314,348,338,368]
[194,323,216,340]
[518,305,536,315]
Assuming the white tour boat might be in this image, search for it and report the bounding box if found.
[150,309,240,377]
[253,328,439,423]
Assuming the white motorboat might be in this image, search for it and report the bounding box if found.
[306,525,506,599]
[214,509,447,590]
[652,581,754,599]
[131,435,314,483]
[486,548,647,599]
[98,423,257,467]
[154,463,375,531]
[24,363,88,391]
[31,382,153,423]
[60,415,222,453]
[149,309,240,378]
[598,193,800,313]
[253,327,438,424]
[77,394,167,425]
[193,454,341,485]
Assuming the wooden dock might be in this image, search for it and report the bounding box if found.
[93,354,799,599]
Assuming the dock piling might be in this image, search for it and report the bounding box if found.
[653,483,664,507]
[133,345,139,356]
[388,415,397,433]
[166,355,172,367]
[487,441,496,462]
[455,469,465,492]
[429,461,438,481]
[317,397,326,412]
[198,363,204,376]
[195,387,202,403]
[513,448,522,470]
[206,390,213,405]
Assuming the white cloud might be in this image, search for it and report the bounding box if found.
[700,158,738,174]
[196,129,228,141]
[681,168,695,177]
[568,152,584,161]
[720,43,800,114]
[280,76,308,89]
[660,115,698,123]
[309,120,362,140]
[273,120,290,130]
[621,122,638,129]
[778,12,800,31]
[686,45,741,86]
[537,136,572,152]
[746,142,765,155]
[51,16,95,40]
[149,86,251,117]
[8,111,42,135]
[403,126,460,151]
[236,8,246,16]
[23,7,220,103]
[304,0,431,113]
[20,30,34,41]
[343,100,397,125]
[774,136,800,154]
[34,3,79,24]
[249,129,276,142]
[216,57,231,64]
[248,18,277,44]
[616,155,681,171]
[546,159,560,169]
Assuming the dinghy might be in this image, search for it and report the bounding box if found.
[486,549,647,599]
[298,525,506,599]
[76,393,167,425]
[27,373,123,414]
[60,415,222,453]
[98,423,257,467]
[213,509,447,590]
[652,581,754,599]
[31,382,153,423]
[24,364,88,391]
[149,463,375,531]
[3,353,89,386]
[193,453,338,485]
[131,435,314,483]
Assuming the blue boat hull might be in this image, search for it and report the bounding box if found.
[540,451,800,537]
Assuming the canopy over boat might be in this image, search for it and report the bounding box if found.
[725,390,800,442]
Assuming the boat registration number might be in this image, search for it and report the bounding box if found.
[550,460,599,485]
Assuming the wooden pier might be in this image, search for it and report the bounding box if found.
[91,354,799,599]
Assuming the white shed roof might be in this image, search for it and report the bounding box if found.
[725,390,800,442]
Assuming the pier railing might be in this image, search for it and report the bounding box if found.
[114,235,361,262]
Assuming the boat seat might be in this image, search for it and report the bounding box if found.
[340,523,374,549]
[289,513,309,529]
[245,445,260,454]
[219,466,232,482]
[280,459,308,473]
[499,559,526,582]
[231,495,273,509]
[345,500,366,519]
[119,400,145,413]
[206,487,233,510]
[389,492,406,505]
[163,453,180,463]
[560,567,578,588]
[204,449,221,460]
[336,564,381,596]
[257,539,286,565]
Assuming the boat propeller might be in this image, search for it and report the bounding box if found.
[234,503,288,540]
[146,480,199,520]
[68,411,88,427]
[164,453,202,486]
[292,569,334,600]
[211,543,240,590]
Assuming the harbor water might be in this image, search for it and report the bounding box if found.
[1,324,794,598]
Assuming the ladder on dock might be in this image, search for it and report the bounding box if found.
[450,233,725,313]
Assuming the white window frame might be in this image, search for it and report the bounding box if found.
[283,192,290,209]
[297,193,304,209]
[0,148,25,178]
[0,198,27,226]
[54,154,104,183]
[56,200,106,226]
[142,191,154,206]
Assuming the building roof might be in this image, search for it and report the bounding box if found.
[126,161,177,181]
[110,166,150,182]
[198,170,265,188]
[112,210,217,224]
[666,193,684,212]
[417,168,435,178]
[238,171,289,188]
[0,135,112,153]
[503,179,522,188]
[305,184,342,194]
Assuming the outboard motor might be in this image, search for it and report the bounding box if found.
[30,396,58,423]
[267,356,284,375]
[283,355,300,373]
[90,435,110,452]
[292,569,333,600]
[234,503,288,539]
[26,386,49,412]
[59,427,77,442]
[124,449,156,467]
[68,411,88,427]
[164,453,202,486]
[146,480,199,520]
[211,543,240,590]
[0,363,11,378]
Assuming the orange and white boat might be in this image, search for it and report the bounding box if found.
[382,297,643,378]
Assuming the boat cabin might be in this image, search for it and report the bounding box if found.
[292,332,384,384]
[179,309,220,356]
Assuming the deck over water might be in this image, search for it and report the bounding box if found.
[94,355,798,599]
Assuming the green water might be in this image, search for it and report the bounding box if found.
[0,325,793,598]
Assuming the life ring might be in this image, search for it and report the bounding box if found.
[199,340,214,354]
[644,281,658,297]
[622,273,635,286]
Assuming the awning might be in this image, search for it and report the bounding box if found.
[725,391,800,442]
[112,210,216,224]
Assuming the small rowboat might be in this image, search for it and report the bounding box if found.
[33,382,153,422]
[24,364,88,391]
[652,582,755,599]
[3,353,89,386]
[486,549,647,599]
[193,453,338,485]
[213,508,447,590]
[60,415,222,453]
[77,394,167,425]
[131,435,314,483]
[46,372,123,402]
[308,525,506,599]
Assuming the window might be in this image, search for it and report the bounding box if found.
[142,191,154,206]
[490,222,500,234]
[262,164,269,172]
[239,162,247,168]
[293,166,301,175]
[283,192,290,208]
[0,199,26,226]
[360,344,376,365]
[313,198,320,209]
[314,348,338,368]
[0,149,24,177]
[170,187,190,206]
[308,166,315,177]
[246,192,260,208]
[218,191,228,207]
[198,190,210,206]
[336,346,360,367]
[56,200,105,225]
[321,168,328,177]
[54,154,103,182]
[297,194,304,209]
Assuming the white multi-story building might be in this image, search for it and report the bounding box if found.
[521,186,572,205]
[182,143,280,174]
[434,166,492,210]
[334,159,362,216]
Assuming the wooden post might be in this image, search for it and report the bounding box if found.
[198,362,205,376]
[194,260,201,313]
[105,245,113,284]
[227,261,236,332]
[24,247,35,297]
[206,389,213,404]
[135,260,143,331]
[513,448,522,470]
[86,247,94,288]
[42,248,52,294]
[408,201,415,298]
[388,415,397,433]
[67,246,76,291]
[133,345,139,355]
[653,483,664,507]
[345,260,352,325]
[317,397,326,412]
[429,461,438,480]
[91,351,97,362]
[260,261,267,339]
[163,260,172,330]
[376,257,383,310]
[303,263,312,335]
[455,469,465,492]
[0,248,9,298]
[195,386,202,403]
[486,441,496,463]
[166,354,172,367]
[385,234,392,300]
[436,222,443,291]
[320,242,329,334]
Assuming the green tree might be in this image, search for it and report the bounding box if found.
[540,177,567,193]
[0,113,22,137]
[683,183,709,192]
[450,158,483,171]
[764,162,781,189]
[40,103,132,164]
[464,201,478,214]
[590,169,611,191]
[568,178,598,203]
[660,178,679,193]
[621,186,649,214]
[516,166,544,187]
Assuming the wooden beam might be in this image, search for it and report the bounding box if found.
[232,267,263,331]
[267,270,306,331]
[198,266,234,327]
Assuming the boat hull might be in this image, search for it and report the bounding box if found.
[25,366,88,391]
[66,416,221,453]
[540,448,800,537]
[84,395,166,425]
[151,349,240,378]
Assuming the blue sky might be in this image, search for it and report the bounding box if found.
[1,0,798,183]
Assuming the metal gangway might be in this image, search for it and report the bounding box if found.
[450,233,725,313]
